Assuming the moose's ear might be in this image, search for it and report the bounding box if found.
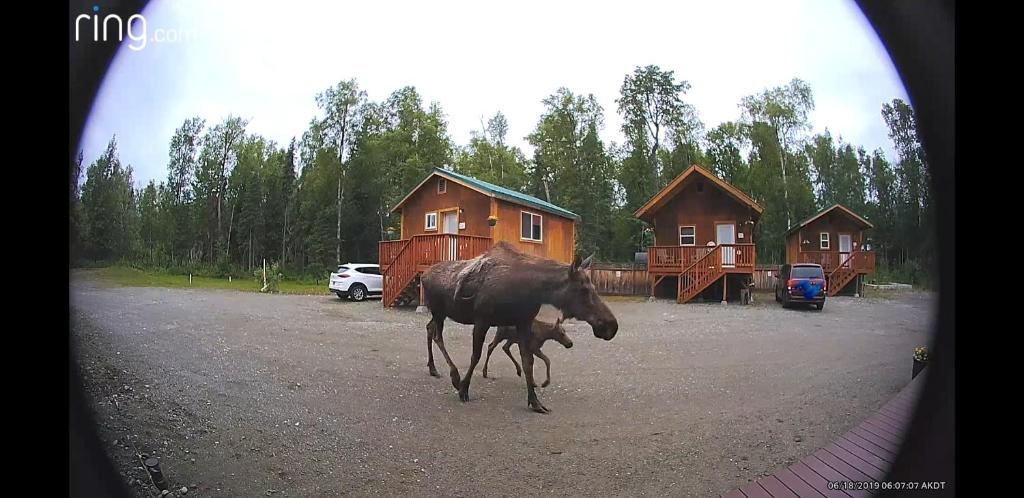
[579,254,595,272]
[569,256,581,277]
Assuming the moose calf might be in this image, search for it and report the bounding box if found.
[483,317,572,387]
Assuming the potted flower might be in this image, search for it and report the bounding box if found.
[912,346,928,378]
[487,215,498,227]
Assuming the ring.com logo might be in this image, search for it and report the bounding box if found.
[74,4,195,51]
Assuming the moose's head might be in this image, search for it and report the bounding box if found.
[556,254,618,341]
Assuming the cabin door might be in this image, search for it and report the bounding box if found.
[716,223,736,267]
[839,234,852,268]
[442,211,459,260]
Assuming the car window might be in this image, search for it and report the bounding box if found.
[355,267,380,275]
[792,266,824,278]
[337,266,350,272]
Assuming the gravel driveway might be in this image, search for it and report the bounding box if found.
[70,272,934,497]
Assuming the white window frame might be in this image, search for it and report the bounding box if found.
[819,232,830,250]
[679,226,696,246]
[520,211,543,242]
[437,178,447,194]
[425,212,438,231]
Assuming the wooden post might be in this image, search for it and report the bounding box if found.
[722,275,728,305]
[415,278,428,313]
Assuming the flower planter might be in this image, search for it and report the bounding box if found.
[912,358,927,379]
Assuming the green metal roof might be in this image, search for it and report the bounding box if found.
[433,167,580,220]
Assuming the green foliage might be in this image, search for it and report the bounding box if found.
[75,77,933,286]
[254,261,282,293]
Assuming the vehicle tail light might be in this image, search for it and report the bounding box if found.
[336,274,350,278]
[787,279,796,289]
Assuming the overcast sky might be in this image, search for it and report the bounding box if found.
[77,0,909,187]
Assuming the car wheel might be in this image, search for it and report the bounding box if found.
[349,284,367,302]
[815,303,824,311]
[335,291,346,300]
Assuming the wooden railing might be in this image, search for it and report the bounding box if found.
[381,239,415,307]
[678,245,723,303]
[648,246,711,273]
[797,250,875,273]
[826,251,874,296]
[379,234,493,307]
[731,244,756,268]
[379,240,407,268]
[648,244,756,273]
[411,234,492,267]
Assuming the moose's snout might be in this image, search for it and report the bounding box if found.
[591,318,618,340]
[564,340,574,349]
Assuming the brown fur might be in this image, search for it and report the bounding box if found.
[420,242,618,413]
[482,318,572,388]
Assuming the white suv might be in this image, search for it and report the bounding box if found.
[329,264,383,301]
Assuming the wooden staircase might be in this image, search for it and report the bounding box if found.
[677,245,725,303]
[380,234,494,307]
[826,252,860,297]
[382,238,417,307]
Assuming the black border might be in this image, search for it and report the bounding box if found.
[69,1,956,496]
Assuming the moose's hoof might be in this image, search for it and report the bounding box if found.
[482,370,489,379]
[515,370,522,377]
[541,380,550,388]
[458,389,470,402]
[428,367,440,378]
[529,402,550,414]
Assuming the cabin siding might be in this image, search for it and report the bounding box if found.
[651,177,756,247]
[398,177,492,238]
[786,215,866,263]
[394,173,576,264]
[492,199,575,263]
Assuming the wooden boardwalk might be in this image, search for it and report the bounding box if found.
[716,373,926,498]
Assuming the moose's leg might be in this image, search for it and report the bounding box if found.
[483,335,502,379]
[535,349,552,388]
[431,316,461,390]
[426,320,439,377]
[519,345,549,413]
[503,341,523,377]
[458,323,489,402]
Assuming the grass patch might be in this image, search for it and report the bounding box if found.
[90,266,332,296]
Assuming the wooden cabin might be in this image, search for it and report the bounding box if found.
[379,167,579,307]
[785,204,875,296]
[634,165,764,304]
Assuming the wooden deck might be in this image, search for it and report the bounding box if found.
[379,234,493,307]
[716,373,925,498]
[795,251,875,275]
[648,244,757,275]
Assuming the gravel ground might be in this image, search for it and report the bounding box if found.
[70,271,935,497]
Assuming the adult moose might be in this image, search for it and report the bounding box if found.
[421,242,618,413]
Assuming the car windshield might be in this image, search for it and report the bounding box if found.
[792,266,824,279]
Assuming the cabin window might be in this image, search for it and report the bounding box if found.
[425,212,438,231]
[437,178,447,194]
[679,226,696,246]
[819,232,830,250]
[520,211,543,242]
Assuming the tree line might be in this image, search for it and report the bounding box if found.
[70,66,935,285]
